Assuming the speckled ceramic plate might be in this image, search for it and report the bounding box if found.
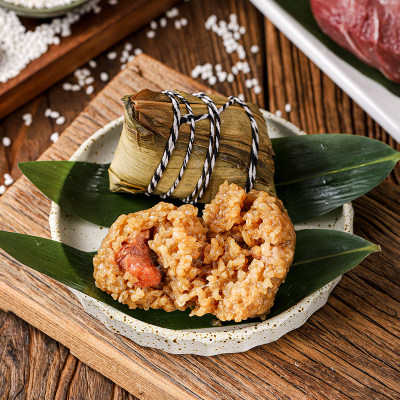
[0,0,90,18]
[49,111,353,355]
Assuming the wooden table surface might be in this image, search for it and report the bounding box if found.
[0,0,399,399]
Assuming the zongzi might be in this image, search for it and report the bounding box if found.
[109,89,275,203]
[93,182,296,322]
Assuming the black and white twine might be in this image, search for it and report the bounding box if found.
[146,90,259,203]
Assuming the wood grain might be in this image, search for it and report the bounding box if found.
[0,53,399,400]
[265,19,400,185]
[0,0,179,119]
[0,0,399,398]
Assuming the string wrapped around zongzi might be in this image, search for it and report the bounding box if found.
[109,89,275,203]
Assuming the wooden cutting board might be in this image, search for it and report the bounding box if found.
[0,0,178,119]
[0,55,399,400]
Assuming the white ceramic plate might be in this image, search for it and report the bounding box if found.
[49,111,353,355]
[250,0,400,143]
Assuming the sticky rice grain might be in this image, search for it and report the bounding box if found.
[93,182,295,322]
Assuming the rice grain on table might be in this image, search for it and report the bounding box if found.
[86,85,94,95]
[4,173,13,186]
[100,72,109,82]
[56,116,66,125]
[50,132,59,143]
[0,1,103,83]
[2,137,11,147]
[146,30,156,39]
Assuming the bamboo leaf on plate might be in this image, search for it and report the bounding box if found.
[19,161,163,227]
[0,229,379,330]
[0,230,213,330]
[19,135,400,226]
[273,134,400,223]
[267,229,380,318]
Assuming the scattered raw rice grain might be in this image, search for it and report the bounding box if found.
[238,46,246,60]
[86,85,94,95]
[62,82,72,91]
[85,76,94,85]
[107,51,117,60]
[191,66,201,78]
[4,173,13,186]
[146,30,156,39]
[166,7,179,18]
[50,132,59,143]
[2,137,11,147]
[56,116,65,125]
[0,1,102,83]
[208,76,217,85]
[251,45,259,54]
[218,71,227,82]
[100,72,109,81]
[174,20,181,30]
[22,113,32,126]
[50,111,60,119]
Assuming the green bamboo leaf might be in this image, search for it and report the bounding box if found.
[0,230,213,330]
[19,135,400,226]
[273,134,400,223]
[0,229,379,330]
[267,229,380,318]
[273,0,400,97]
[19,161,163,227]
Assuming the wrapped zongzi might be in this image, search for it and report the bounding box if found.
[109,89,275,203]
